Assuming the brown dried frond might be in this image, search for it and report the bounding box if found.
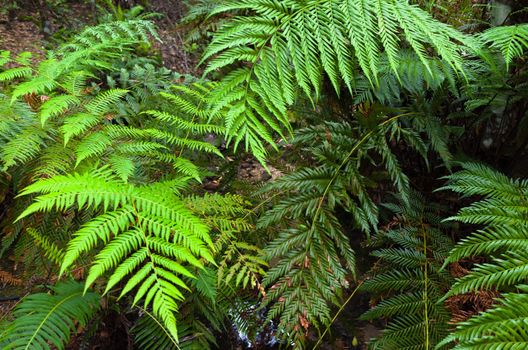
[0,270,22,286]
[446,259,499,323]
[23,93,42,111]
[445,290,499,324]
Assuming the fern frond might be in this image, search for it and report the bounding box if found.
[0,280,100,350]
[1,123,48,171]
[361,192,452,349]
[17,168,214,340]
[60,19,159,52]
[444,287,528,350]
[447,251,528,296]
[441,163,528,348]
[479,24,528,69]
[26,228,65,265]
[198,0,477,162]
[39,94,80,126]
[0,66,32,82]
[446,226,528,263]
[132,309,179,350]
[85,89,128,115]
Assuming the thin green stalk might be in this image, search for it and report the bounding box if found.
[422,223,430,349]
[308,112,414,242]
[312,280,364,349]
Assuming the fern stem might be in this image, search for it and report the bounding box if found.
[422,223,430,349]
[312,280,364,349]
[308,112,413,240]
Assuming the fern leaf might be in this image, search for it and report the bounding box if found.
[0,280,100,350]
[17,168,214,340]
[479,24,528,69]
[39,94,80,126]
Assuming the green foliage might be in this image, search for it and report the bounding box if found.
[0,280,100,350]
[16,167,214,340]
[185,193,267,290]
[131,309,180,350]
[0,51,222,184]
[0,15,257,350]
[479,24,528,69]
[360,192,453,349]
[182,0,228,46]
[439,163,528,349]
[0,20,164,178]
[257,112,449,346]
[198,0,478,163]
[1,1,527,349]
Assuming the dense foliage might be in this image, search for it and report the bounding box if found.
[0,0,527,349]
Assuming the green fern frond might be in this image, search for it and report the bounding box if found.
[447,251,528,296]
[131,309,179,350]
[0,280,100,350]
[26,228,65,265]
[441,163,528,348]
[445,226,528,263]
[85,89,128,115]
[143,110,225,134]
[16,168,214,340]
[197,0,477,162]
[61,113,101,145]
[360,192,452,349]
[0,50,11,67]
[442,287,528,350]
[60,19,159,52]
[479,24,528,69]
[39,94,80,126]
[361,292,425,321]
[0,66,33,82]
[1,123,48,171]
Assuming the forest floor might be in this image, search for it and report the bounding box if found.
[0,0,193,72]
[0,13,44,59]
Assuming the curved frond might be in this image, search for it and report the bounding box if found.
[0,280,100,350]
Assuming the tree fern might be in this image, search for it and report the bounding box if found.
[439,162,528,349]
[360,192,453,349]
[16,167,214,340]
[197,0,478,163]
[0,280,100,350]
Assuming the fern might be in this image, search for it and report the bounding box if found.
[60,19,159,52]
[479,24,528,69]
[258,109,459,345]
[184,192,266,290]
[16,167,214,340]
[26,228,65,266]
[196,0,478,163]
[131,309,180,350]
[0,66,33,82]
[0,280,100,350]
[439,162,528,349]
[360,192,453,349]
